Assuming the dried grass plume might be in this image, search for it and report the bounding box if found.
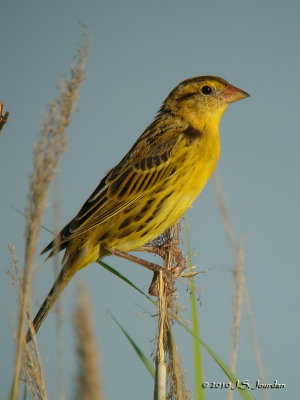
[11,33,89,400]
[73,283,104,400]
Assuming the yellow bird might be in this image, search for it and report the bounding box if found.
[26,76,249,342]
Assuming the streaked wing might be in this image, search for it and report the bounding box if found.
[42,119,183,254]
[68,127,179,236]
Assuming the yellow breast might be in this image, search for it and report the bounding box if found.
[107,125,221,252]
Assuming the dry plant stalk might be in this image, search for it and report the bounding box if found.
[213,175,245,379]
[52,184,65,400]
[244,288,270,400]
[73,284,104,400]
[213,175,269,400]
[231,238,246,374]
[0,100,9,134]
[11,34,89,400]
[8,244,48,400]
[153,223,191,400]
[154,270,167,400]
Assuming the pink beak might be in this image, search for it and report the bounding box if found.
[221,84,250,103]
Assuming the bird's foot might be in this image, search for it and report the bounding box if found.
[107,238,194,297]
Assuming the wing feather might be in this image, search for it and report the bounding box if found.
[42,115,186,255]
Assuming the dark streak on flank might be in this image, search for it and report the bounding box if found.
[177,154,186,164]
[133,198,155,223]
[140,228,151,238]
[133,214,142,222]
[145,203,162,224]
[154,213,171,230]
[153,186,164,195]
[145,215,153,224]
[118,216,133,230]
[98,231,110,242]
[141,198,155,214]
[156,191,173,210]
[117,228,132,239]
[135,224,146,232]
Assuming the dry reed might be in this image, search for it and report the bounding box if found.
[244,288,270,400]
[51,183,65,400]
[213,174,269,400]
[11,33,89,399]
[153,222,191,400]
[213,175,245,377]
[73,283,104,400]
[0,100,9,135]
[8,243,48,400]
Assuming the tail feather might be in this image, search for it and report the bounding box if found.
[41,220,72,256]
[26,265,75,343]
[27,243,99,342]
[40,238,68,257]
[40,239,55,255]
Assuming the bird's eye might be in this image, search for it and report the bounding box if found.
[201,86,212,95]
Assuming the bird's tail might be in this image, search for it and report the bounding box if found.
[26,264,76,343]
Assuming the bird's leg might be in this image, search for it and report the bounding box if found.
[146,238,185,296]
[134,238,186,296]
[135,237,185,277]
[106,246,178,296]
[107,237,189,296]
[108,248,161,273]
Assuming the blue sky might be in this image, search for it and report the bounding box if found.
[1,1,299,399]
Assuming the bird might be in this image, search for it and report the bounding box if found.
[26,75,249,342]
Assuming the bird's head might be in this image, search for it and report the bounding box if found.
[163,76,249,130]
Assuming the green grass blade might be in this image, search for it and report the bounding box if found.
[22,385,27,400]
[98,251,254,398]
[98,260,156,305]
[174,317,255,400]
[198,338,255,400]
[110,312,155,378]
[184,218,205,400]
